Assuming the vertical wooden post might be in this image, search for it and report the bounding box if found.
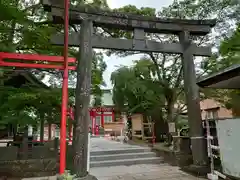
[73,19,93,178]
[40,118,44,143]
[22,126,29,159]
[179,31,207,166]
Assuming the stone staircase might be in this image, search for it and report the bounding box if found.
[90,146,163,168]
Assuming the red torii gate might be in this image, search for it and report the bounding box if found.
[0,51,114,172]
[0,52,73,174]
[0,52,76,70]
[0,0,70,174]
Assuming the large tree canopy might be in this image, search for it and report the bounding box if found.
[111,0,239,133]
[201,23,240,115]
[0,0,107,89]
[0,0,108,129]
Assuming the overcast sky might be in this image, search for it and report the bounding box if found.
[102,0,174,89]
[107,0,173,10]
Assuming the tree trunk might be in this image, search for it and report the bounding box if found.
[152,109,168,142]
[13,124,17,139]
[22,126,29,159]
[40,118,44,143]
[167,97,176,145]
[166,101,175,123]
[73,20,93,178]
[48,123,52,140]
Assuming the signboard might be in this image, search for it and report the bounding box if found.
[168,122,176,133]
[216,118,240,178]
[91,107,114,112]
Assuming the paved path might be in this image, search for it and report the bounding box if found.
[22,138,205,179]
[90,138,205,180]
[90,137,144,151]
[90,164,205,180]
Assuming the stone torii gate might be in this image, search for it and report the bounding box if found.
[42,0,215,177]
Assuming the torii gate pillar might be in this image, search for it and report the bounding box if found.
[73,20,93,178]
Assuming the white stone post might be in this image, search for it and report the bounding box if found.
[28,125,33,136]
[87,132,91,172]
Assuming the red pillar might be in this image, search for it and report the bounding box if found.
[112,109,115,122]
[92,110,96,135]
[101,111,104,128]
[59,0,69,174]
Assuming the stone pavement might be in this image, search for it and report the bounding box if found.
[90,138,205,179]
[90,164,206,180]
[90,137,144,151]
[21,138,206,179]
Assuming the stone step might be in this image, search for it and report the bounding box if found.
[90,157,164,168]
[90,148,151,156]
[91,152,156,161]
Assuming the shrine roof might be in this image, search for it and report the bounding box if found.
[4,70,49,89]
[197,64,240,89]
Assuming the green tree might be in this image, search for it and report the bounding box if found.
[111,58,185,142]
[110,0,239,141]
[201,23,240,115]
[0,86,62,137]
[0,0,107,92]
[0,0,108,130]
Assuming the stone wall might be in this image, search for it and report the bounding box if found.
[0,146,18,161]
[153,148,178,166]
[153,136,193,167]
[0,159,58,178]
[0,140,58,178]
[173,136,193,167]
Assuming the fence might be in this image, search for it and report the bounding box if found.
[0,139,59,178]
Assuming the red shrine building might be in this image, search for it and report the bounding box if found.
[89,106,114,134]
[89,89,123,136]
[53,89,125,139]
[40,89,121,140]
[67,89,124,137]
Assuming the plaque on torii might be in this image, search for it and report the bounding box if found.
[42,0,216,177]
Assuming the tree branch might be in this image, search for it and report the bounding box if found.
[148,53,165,87]
[173,65,183,88]
[99,27,115,37]
[166,55,181,83]
[161,54,167,80]
[70,24,78,32]
[176,88,184,101]
[23,3,41,13]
